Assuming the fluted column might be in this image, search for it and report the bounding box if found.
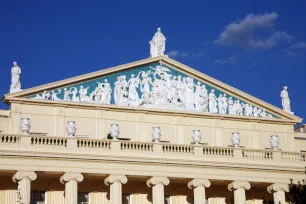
[188,179,211,204]
[104,175,127,204]
[228,181,251,204]
[12,171,37,204]
[267,184,289,204]
[60,173,84,204]
[147,177,170,204]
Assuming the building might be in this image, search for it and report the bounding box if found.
[0,28,306,204]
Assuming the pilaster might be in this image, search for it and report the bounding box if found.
[60,173,84,204]
[147,177,170,204]
[228,181,251,204]
[104,174,128,204]
[188,179,211,204]
[267,183,289,204]
[12,171,37,204]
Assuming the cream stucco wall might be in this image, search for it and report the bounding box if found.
[7,102,300,151]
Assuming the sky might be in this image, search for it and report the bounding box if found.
[0,0,305,123]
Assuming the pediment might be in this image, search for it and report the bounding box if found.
[3,56,302,123]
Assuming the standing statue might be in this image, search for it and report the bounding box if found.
[140,71,153,94]
[184,77,195,109]
[114,76,123,104]
[217,94,223,114]
[228,97,234,114]
[128,74,140,102]
[63,88,73,101]
[194,82,202,110]
[149,28,166,58]
[208,89,218,113]
[10,61,22,93]
[71,87,80,102]
[79,85,90,102]
[280,86,292,113]
[101,79,112,104]
[221,94,228,114]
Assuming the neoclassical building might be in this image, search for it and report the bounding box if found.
[0,28,306,204]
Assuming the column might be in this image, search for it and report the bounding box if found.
[267,183,289,204]
[60,173,84,204]
[228,181,251,204]
[146,177,170,204]
[104,174,127,204]
[188,179,211,204]
[12,171,37,204]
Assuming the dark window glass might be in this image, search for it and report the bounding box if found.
[165,195,171,204]
[30,191,45,204]
[123,193,131,204]
[78,192,89,204]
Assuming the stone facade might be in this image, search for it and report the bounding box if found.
[0,56,305,204]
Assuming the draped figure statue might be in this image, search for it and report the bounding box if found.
[149,28,166,57]
[280,86,292,113]
[10,62,22,93]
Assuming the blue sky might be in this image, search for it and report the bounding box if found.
[0,0,305,123]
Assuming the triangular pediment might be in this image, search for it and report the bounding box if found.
[3,56,302,123]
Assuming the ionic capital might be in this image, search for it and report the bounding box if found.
[104,175,127,186]
[60,172,83,184]
[146,176,170,187]
[188,179,211,189]
[228,181,251,191]
[12,171,37,182]
[267,183,289,193]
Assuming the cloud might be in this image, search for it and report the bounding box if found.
[192,51,205,58]
[167,50,189,58]
[285,42,306,58]
[214,56,239,65]
[214,12,293,49]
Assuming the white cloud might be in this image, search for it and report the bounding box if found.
[214,12,293,49]
[167,50,189,58]
[285,42,306,58]
[214,56,239,65]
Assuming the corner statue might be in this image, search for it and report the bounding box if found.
[280,86,293,114]
[150,27,166,58]
[10,61,22,93]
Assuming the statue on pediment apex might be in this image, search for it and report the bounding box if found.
[10,61,22,93]
[150,28,166,58]
[281,86,292,113]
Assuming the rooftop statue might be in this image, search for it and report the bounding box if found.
[10,61,22,93]
[150,28,166,58]
[281,86,293,114]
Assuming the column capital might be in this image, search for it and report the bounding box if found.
[12,171,37,182]
[104,174,127,186]
[188,179,211,189]
[228,181,251,191]
[146,176,169,187]
[267,183,289,193]
[60,172,83,184]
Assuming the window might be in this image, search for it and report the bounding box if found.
[30,191,45,204]
[122,193,131,204]
[78,192,89,204]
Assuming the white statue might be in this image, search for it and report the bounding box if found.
[231,132,240,148]
[101,79,112,104]
[244,104,250,116]
[280,86,292,113]
[51,89,62,101]
[192,130,201,145]
[221,94,228,114]
[149,28,166,58]
[10,62,22,93]
[70,87,79,102]
[253,107,259,117]
[63,88,73,101]
[184,77,195,109]
[110,124,120,140]
[270,135,279,150]
[152,74,168,105]
[114,76,123,104]
[128,74,140,102]
[79,86,90,102]
[199,85,208,112]
[67,121,77,137]
[20,118,31,135]
[208,89,218,113]
[152,127,161,143]
[140,71,153,94]
[228,97,234,114]
[42,90,50,100]
[217,94,223,114]
[194,82,202,110]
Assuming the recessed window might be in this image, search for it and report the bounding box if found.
[123,193,131,204]
[78,192,89,204]
[165,195,171,204]
[30,191,45,204]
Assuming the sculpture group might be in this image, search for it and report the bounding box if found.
[31,63,275,118]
